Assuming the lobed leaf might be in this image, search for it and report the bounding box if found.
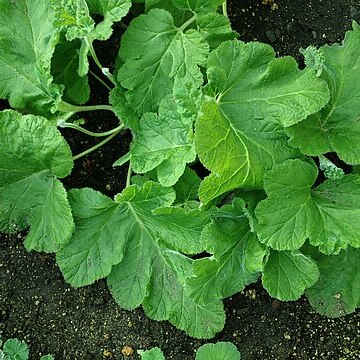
[195,342,241,360]
[187,199,266,303]
[286,22,360,164]
[262,250,319,301]
[255,159,360,254]
[0,110,74,253]
[195,40,329,204]
[118,9,209,115]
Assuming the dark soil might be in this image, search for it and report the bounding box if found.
[1,1,360,359]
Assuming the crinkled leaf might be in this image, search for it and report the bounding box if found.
[52,40,90,104]
[118,9,209,115]
[306,246,360,317]
[85,0,131,40]
[138,347,165,360]
[262,250,319,301]
[286,22,360,164]
[187,199,266,303]
[0,0,63,115]
[196,40,328,203]
[195,342,241,360]
[0,110,74,252]
[130,94,197,187]
[53,0,94,41]
[255,159,360,254]
[2,339,29,360]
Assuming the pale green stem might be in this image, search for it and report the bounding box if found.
[222,1,228,17]
[85,36,117,86]
[179,15,197,32]
[73,127,124,161]
[89,69,112,91]
[59,122,124,137]
[59,101,113,114]
[126,163,132,187]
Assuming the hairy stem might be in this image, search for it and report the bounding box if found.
[73,125,124,161]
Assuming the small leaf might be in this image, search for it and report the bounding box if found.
[138,347,165,360]
[262,250,319,301]
[195,342,241,360]
[3,339,29,360]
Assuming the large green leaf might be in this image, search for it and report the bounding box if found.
[306,246,360,317]
[57,181,222,338]
[286,22,360,164]
[262,250,319,301]
[195,40,329,204]
[0,0,63,114]
[255,159,360,254]
[0,110,74,252]
[187,199,266,303]
[118,8,209,115]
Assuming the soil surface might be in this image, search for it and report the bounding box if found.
[1,1,360,359]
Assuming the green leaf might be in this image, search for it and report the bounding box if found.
[3,339,29,360]
[195,342,241,360]
[118,9,209,115]
[51,40,90,104]
[86,0,131,40]
[195,40,328,204]
[196,13,238,49]
[187,199,266,303]
[262,250,319,301]
[255,159,360,254]
[129,93,197,187]
[53,0,94,41]
[286,22,360,164]
[0,110,74,253]
[40,356,55,360]
[306,246,360,317]
[57,181,220,337]
[173,167,201,204]
[171,0,223,13]
[0,0,63,114]
[138,347,165,360]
